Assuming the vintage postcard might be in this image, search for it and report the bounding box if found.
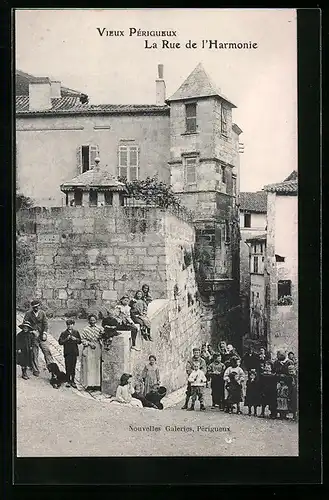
[15,8,299,459]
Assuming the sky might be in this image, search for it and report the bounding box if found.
[15,8,297,192]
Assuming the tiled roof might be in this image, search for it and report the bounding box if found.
[16,95,170,115]
[166,63,236,107]
[283,170,298,182]
[246,233,267,243]
[60,168,128,192]
[16,69,82,97]
[264,180,298,194]
[239,191,267,213]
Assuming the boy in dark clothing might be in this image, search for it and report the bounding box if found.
[242,346,260,374]
[58,319,81,388]
[259,361,277,418]
[132,383,158,409]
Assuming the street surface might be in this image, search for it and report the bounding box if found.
[16,317,298,457]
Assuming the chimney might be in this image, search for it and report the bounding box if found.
[29,77,52,111]
[156,64,166,106]
[50,81,61,99]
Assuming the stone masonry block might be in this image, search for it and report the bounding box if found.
[102,290,118,301]
[118,255,139,266]
[45,278,68,289]
[37,234,60,244]
[80,289,96,299]
[127,247,147,256]
[114,247,127,256]
[138,256,158,265]
[70,280,85,290]
[147,246,166,256]
[94,268,115,280]
[42,289,53,299]
[58,289,68,300]
[35,255,54,265]
[54,256,74,266]
[73,269,95,280]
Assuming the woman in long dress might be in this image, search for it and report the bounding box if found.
[81,314,104,389]
[142,355,160,396]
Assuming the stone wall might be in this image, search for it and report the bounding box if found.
[17,206,199,318]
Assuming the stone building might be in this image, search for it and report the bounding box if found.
[264,171,298,356]
[16,63,243,348]
[238,191,267,340]
[242,171,298,355]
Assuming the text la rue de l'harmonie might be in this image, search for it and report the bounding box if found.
[96,27,258,50]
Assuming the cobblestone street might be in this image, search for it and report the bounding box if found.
[16,318,298,457]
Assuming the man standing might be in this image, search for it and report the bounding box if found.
[23,299,54,376]
[181,347,207,410]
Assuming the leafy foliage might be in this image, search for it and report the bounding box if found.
[16,193,34,211]
[118,175,181,209]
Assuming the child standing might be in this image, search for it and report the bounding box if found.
[244,369,260,416]
[207,353,225,409]
[259,361,277,418]
[58,319,81,388]
[187,360,207,411]
[16,321,35,380]
[225,372,243,414]
[142,355,161,396]
[287,364,298,421]
[276,379,289,419]
[223,357,245,414]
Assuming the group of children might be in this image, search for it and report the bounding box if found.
[183,343,298,420]
[101,284,153,350]
[111,355,166,409]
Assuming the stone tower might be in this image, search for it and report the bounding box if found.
[166,63,243,348]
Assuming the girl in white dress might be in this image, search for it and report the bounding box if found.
[112,373,143,408]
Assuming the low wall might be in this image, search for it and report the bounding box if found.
[102,295,204,395]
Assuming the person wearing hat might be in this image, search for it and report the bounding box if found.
[16,321,34,380]
[181,347,207,410]
[23,299,54,376]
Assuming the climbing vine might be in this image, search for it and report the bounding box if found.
[118,175,182,209]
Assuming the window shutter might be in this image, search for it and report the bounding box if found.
[89,145,99,168]
[76,146,82,174]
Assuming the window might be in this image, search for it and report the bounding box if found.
[77,145,99,173]
[221,105,228,136]
[118,145,139,181]
[74,190,82,206]
[278,280,292,305]
[184,157,197,185]
[275,254,285,262]
[253,256,259,273]
[253,244,257,254]
[232,175,237,196]
[244,213,251,228]
[89,190,98,207]
[221,165,226,184]
[251,291,255,304]
[104,191,113,206]
[225,220,230,243]
[260,243,263,253]
[185,102,197,133]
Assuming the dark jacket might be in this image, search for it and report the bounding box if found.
[16,330,34,367]
[58,329,81,356]
[242,353,260,372]
[23,309,48,336]
[272,359,293,377]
